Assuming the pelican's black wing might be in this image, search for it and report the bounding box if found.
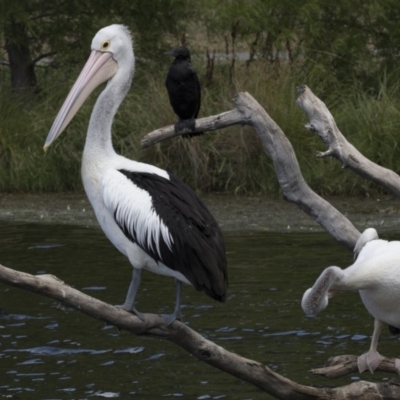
[102,169,227,301]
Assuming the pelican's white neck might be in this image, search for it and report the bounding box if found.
[84,62,133,158]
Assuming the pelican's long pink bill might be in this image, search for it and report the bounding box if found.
[44,50,118,151]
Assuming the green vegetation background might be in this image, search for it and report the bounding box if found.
[1,0,400,196]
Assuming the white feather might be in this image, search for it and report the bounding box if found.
[101,169,174,260]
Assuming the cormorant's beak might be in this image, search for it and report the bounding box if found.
[44,50,117,151]
[165,50,175,57]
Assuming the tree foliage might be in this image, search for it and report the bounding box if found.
[0,0,192,92]
[2,0,400,93]
[198,0,400,91]
[2,1,400,195]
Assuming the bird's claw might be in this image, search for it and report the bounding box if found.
[115,304,146,321]
[159,312,182,326]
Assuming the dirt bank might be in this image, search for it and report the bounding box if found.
[1,192,399,234]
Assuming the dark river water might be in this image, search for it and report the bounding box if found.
[0,222,399,399]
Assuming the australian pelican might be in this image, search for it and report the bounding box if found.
[302,228,400,374]
[44,24,227,325]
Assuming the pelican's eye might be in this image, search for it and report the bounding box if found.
[101,40,111,50]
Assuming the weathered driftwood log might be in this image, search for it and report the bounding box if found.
[1,262,400,400]
[142,92,360,250]
[141,109,244,148]
[311,355,399,379]
[296,85,400,199]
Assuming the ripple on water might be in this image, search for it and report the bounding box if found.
[145,353,165,361]
[17,358,43,365]
[100,360,114,366]
[5,346,113,356]
[113,346,144,354]
[82,286,107,291]
[93,391,120,398]
[351,334,368,341]
[215,326,236,332]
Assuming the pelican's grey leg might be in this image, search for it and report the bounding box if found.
[160,279,182,326]
[115,268,145,321]
[357,319,384,373]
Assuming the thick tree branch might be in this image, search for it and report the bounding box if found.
[296,85,400,199]
[311,355,399,379]
[0,263,324,399]
[141,92,360,250]
[31,51,55,66]
[2,262,400,400]
[141,109,245,148]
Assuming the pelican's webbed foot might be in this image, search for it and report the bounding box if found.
[115,268,145,321]
[159,310,182,326]
[357,351,384,373]
[115,303,146,321]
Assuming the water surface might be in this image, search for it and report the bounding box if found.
[0,223,398,399]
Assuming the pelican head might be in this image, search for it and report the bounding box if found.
[44,24,134,151]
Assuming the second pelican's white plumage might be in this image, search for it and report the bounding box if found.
[44,25,227,325]
[302,228,400,374]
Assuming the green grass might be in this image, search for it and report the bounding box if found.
[1,59,400,196]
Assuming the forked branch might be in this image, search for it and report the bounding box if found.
[296,85,400,199]
[142,92,360,250]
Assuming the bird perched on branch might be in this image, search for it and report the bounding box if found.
[44,25,227,326]
[302,228,400,374]
[165,46,201,138]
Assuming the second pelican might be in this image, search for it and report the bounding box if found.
[302,228,400,374]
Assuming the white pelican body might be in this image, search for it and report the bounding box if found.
[302,228,400,374]
[44,25,227,325]
[83,154,189,283]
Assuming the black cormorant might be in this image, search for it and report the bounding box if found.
[165,46,201,138]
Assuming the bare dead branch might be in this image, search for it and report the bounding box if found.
[0,263,326,400]
[141,109,245,148]
[141,92,360,250]
[31,51,55,66]
[2,262,400,400]
[296,85,400,199]
[311,355,399,379]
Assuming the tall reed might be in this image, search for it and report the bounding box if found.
[1,59,400,196]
